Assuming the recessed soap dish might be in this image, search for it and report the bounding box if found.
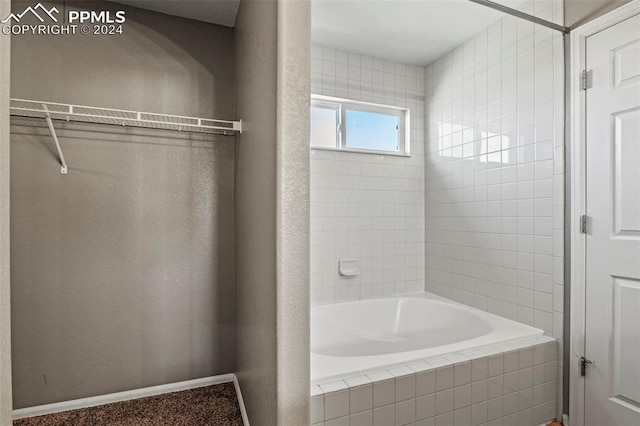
[339,259,360,277]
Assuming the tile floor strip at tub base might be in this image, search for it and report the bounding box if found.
[311,336,556,426]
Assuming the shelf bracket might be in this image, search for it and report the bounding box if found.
[41,104,68,174]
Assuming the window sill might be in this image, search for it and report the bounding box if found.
[310,146,411,158]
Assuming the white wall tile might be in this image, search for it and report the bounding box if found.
[454,406,472,426]
[350,410,373,426]
[395,398,416,425]
[471,379,488,405]
[395,374,416,402]
[454,361,472,386]
[454,384,472,409]
[325,389,349,420]
[311,395,325,424]
[373,379,395,408]
[416,369,436,397]
[488,354,504,377]
[472,401,488,426]
[435,411,454,426]
[325,416,349,426]
[416,393,436,420]
[373,404,394,426]
[504,350,520,373]
[435,388,454,415]
[423,9,565,416]
[435,366,454,391]
[311,336,560,426]
[311,45,426,305]
[350,384,373,414]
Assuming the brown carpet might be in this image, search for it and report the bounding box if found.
[13,383,243,426]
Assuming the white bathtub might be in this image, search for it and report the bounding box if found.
[311,292,543,383]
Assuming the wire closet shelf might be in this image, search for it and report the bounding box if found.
[9,98,243,174]
[9,98,243,136]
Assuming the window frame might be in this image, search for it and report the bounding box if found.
[310,94,410,157]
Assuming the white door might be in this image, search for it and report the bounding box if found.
[585,13,640,426]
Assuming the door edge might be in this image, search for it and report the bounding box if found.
[568,2,640,425]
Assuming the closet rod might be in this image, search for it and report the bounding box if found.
[9,98,243,136]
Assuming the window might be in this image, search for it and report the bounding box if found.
[310,101,339,149]
[310,95,410,156]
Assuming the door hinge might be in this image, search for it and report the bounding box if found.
[580,214,588,234]
[581,69,589,90]
[580,356,593,377]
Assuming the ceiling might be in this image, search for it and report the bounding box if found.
[564,0,632,28]
[312,0,529,66]
[112,0,240,27]
[110,0,536,65]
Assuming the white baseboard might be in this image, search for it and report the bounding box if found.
[232,375,250,426]
[13,373,249,425]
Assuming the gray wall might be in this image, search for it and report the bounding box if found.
[10,0,236,408]
[565,0,632,27]
[1,0,12,421]
[234,0,311,424]
[234,0,278,424]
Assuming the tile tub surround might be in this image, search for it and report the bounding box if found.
[310,45,426,304]
[311,336,556,426]
[423,0,565,417]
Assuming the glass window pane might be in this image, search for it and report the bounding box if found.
[311,106,338,148]
[344,110,399,152]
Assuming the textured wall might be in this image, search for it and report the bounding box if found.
[310,46,426,305]
[424,0,565,416]
[276,0,310,423]
[234,0,278,424]
[10,0,236,408]
[234,0,311,423]
[0,0,12,421]
[11,0,234,118]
